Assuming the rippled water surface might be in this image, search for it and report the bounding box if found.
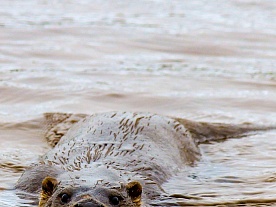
[0,0,276,206]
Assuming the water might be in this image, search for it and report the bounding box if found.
[0,0,276,206]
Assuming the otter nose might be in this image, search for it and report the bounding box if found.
[74,201,105,207]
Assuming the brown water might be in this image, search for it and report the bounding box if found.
[1,0,276,206]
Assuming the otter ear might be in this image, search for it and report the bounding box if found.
[39,177,58,206]
[126,181,142,203]
[42,176,58,195]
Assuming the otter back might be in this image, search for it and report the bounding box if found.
[40,112,200,183]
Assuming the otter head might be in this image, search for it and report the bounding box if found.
[39,177,142,207]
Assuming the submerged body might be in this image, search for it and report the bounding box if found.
[16,111,269,206]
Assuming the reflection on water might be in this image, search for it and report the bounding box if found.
[0,0,276,206]
[0,189,37,207]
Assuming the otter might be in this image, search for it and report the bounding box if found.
[15,111,274,207]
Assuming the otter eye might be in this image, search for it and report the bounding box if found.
[60,193,71,203]
[110,196,120,205]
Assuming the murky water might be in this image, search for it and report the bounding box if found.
[0,0,276,206]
